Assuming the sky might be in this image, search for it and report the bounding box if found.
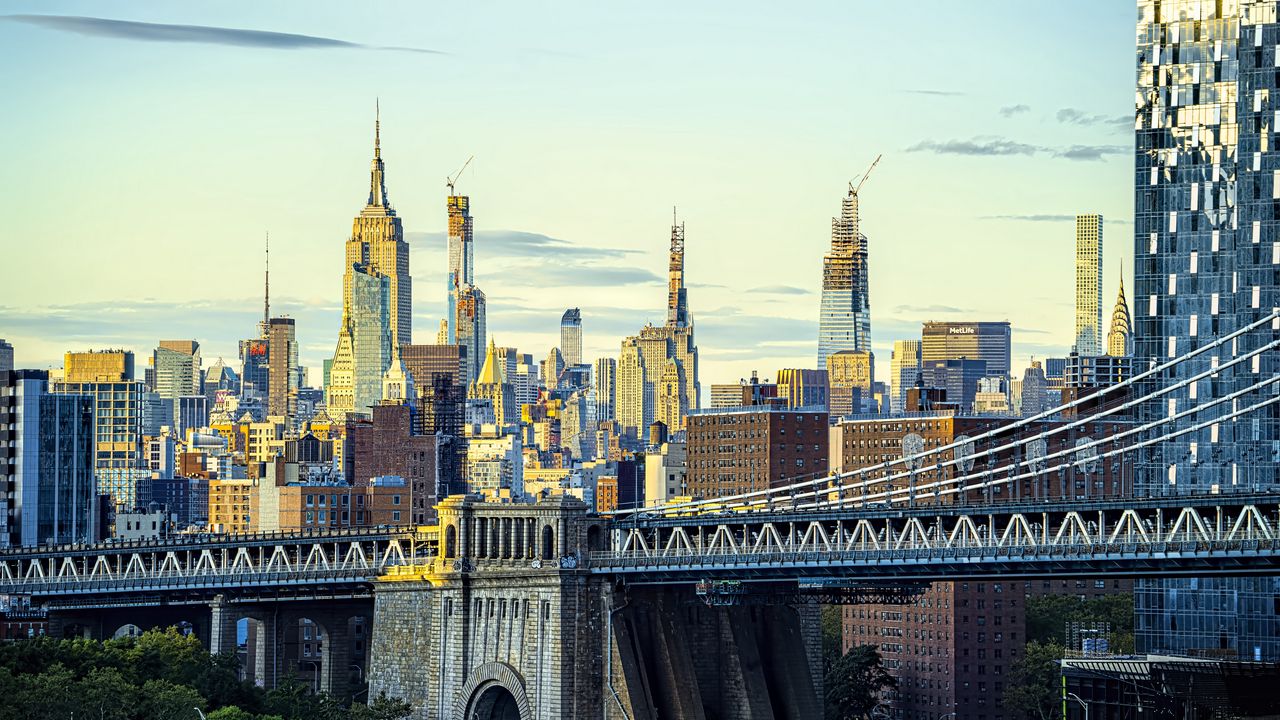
[0,2,1138,391]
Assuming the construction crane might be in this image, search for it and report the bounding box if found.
[446,155,474,195]
[850,154,882,196]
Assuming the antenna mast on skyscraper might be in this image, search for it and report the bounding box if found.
[263,231,270,333]
[447,155,474,195]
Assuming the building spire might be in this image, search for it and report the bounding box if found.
[667,208,689,328]
[264,231,270,329]
[366,101,391,210]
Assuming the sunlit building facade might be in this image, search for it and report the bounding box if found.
[1075,214,1105,355]
[1134,0,1280,661]
[889,340,922,415]
[817,184,872,368]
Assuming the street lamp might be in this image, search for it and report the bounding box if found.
[305,660,321,694]
[939,713,956,720]
[194,710,207,720]
[1066,692,1089,720]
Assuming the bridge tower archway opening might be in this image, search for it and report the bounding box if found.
[467,683,522,720]
[113,623,143,639]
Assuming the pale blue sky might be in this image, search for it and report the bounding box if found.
[0,2,1137,387]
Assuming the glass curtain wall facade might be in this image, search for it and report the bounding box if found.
[818,187,871,369]
[1134,0,1280,661]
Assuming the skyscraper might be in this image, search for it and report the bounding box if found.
[560,308,583,366]
[152,340,201,428]
[817,180,873,368]
[53,350,148,509]
[0,370,96,547]
[1106,277,1132,357]
[615,216,700,438]
[920,321,1012,379]
[454,285,487,384]
[446,195,474,337]
[267,318,298,422]
[889,340,922,415]
[594,357,616,422]
[0,340,12,373]
[1134,1,1280,661]
[1074,214,1104,355]
[327,108,407,419]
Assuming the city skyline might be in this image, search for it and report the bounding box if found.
[0,3,1137,387]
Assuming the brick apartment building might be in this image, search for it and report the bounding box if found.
[346,404,437,524]
[837,412,1132,720]
[685,405,829,499]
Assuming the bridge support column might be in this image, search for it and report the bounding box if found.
[209,595,239,657]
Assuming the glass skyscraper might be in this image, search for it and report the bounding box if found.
[818,185,871,369]
[1134,0,1280,660]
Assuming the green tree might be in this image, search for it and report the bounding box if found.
[349,693,413,720]
[825,644,895,720]
[1002,640,1064,720]
[77,666,137,720]
[1026,594,1134,655]
[139,678,207,720]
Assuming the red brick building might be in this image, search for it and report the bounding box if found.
[346,404,437,524]
[685,406,829,499]
[837,412,1133,720]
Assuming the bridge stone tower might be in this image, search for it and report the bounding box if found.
[369,494,611,720]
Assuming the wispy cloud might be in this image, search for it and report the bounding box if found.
[2,14,444,54]
[749,285,812,296]
[999,104,1031,117]
[409,230,634,261]
[410,229,659,288]
[909,137,1125,162]
[981,214,1076,222]
[906,138,1040,157]
[907,89,965,97]
[1053,144,1128,161]
[892,304,969,314]
[1055,108,1130,128]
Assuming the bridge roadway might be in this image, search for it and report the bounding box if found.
[0,527,431,608]
[593,492,1280,584]
[1,492,1278,604]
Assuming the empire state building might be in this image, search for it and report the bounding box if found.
[326,107,412,419]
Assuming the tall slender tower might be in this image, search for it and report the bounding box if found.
[818,179,872,368]
[1106,276,1131,357]
[1074,214,1104,355]
[560,308,583,366]
[667,211,690,328]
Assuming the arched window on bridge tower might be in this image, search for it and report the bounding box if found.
[586,524,602,553]
[445,524,457,559]
[541,524,554,561]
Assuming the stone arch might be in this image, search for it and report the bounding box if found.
[445,524,458,559]
[541,524,554,561]
[586,524,603,553]
[454,662,531,720]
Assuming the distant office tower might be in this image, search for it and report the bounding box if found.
[446,195,474,338]
[153,340,200,429]
[560,308,583,366]
[775,368,829,410]
[818,181,873,368]
[328,264,392,419]
[0,370,96,547]
[53,350,149,509]
[921,321,1011,379]
[1134,3,1280,661]
[1106,278,1133,356]
[454,285,487,384]
[1019,361,1050,417]
[924,358,987,412]
[827,350,874,416]
[267,318,299,421]
[594,357,616,421]
[239,336,270,401]
[0,339,12,373]
[1074,214,1104,355]
[616,217,700,438]
[889,340,922,415]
